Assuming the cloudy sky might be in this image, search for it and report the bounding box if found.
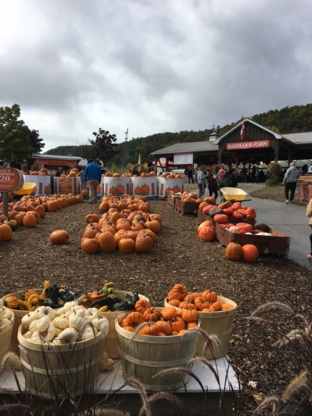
[1,0,311,152]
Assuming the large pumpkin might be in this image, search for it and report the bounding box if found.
[135,234,153,254]
[241,244,259,263]
[0,224,13,241]
[225,242,243,261]
[50,230,70,244]
[198,226,215,242]
[97,231,117,252]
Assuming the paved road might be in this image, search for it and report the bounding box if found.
[201,183,312,270]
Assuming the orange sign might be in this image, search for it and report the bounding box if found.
[35,158,77,166]
[0,168,24,191]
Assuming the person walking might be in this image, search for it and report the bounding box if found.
[306,198,312,261]
[187,166,194,184]
[197,165,208,198]
[79,168,85,190]
[241,165,247,183]
[255,166,260,184]
[84,160,102,204]
[282,162,300,204]
[206,170,218,201]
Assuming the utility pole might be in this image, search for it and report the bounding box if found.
[122,128,129,169]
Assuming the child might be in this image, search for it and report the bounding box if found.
[306,198,312,260]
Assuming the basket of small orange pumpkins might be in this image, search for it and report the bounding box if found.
[115,298,198,391]
[164,284,237,359]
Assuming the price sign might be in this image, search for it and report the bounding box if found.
[0,168,24,191]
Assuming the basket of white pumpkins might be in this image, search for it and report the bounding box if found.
[17,301,109,398]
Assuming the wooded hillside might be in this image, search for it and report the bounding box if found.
[46,103,312,166]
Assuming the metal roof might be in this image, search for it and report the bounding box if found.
[281,132,312,144]
[33,153,82,161]
[151,141,218,156]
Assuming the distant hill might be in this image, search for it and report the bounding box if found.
[46,103,312,165]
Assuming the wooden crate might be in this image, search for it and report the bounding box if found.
[214,222,290,259]
[167,193,178,208]
[175,198,200,215]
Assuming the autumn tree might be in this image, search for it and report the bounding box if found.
[83,128,117,163]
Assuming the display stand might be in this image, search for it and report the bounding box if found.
[102,177,131,196]
[0,359,239,416]
[53,177,81,195]
[23,175,52,196]
[131,177,158,199]
[157,177,184,199]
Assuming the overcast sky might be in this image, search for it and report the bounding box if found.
[1,0,311,152]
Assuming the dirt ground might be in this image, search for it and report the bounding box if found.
[1,186,312,414]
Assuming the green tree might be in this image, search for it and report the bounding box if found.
[29,129,45,154]
[0,104,32,163]
[83,128,117,163]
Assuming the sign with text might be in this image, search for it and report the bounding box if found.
[174,153,193,165]
[0,168,24,191]
[226,140,270,150]
[35,158,77,166]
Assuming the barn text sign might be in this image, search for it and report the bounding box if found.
[226,140,270,150]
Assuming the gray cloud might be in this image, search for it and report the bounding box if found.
[0,0,311,150]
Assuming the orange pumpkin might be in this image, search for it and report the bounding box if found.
[50,230,70,244]
[0,224,13,241]
[241,244,259,263]
[97,231,117,252]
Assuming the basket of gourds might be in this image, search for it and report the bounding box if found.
[2,280,76,354]
[78,282,149,359]
[17,301,108,398]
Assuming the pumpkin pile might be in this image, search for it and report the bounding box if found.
[3,280,76,311]
[20,301,109,345]
[0,300,14,331]
[81,196,162,254]
[166,284,234,313]
[0,192,85,235]
[119,298,199,336]
[199,199,257,224]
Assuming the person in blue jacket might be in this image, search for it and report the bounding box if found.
[84,160,102,203]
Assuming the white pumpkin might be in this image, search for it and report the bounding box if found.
[53,316,69,329]
[37,316,50,332]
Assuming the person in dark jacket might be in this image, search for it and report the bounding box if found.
[206,171,218,200]
[220,168,237,188]
[84,160,102,203]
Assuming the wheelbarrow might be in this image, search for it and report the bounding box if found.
[13,182,36,196]
[220,187,251,204]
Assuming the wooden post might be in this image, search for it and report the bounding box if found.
[2,192,9,216]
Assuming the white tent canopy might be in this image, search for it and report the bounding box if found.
[78,158,107,169]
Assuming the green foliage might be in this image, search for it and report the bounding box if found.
[46,103,312,166]
[83,128,117,163]
[266,161,282,186]
[0,104,32,163]
[265,178,280,187]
